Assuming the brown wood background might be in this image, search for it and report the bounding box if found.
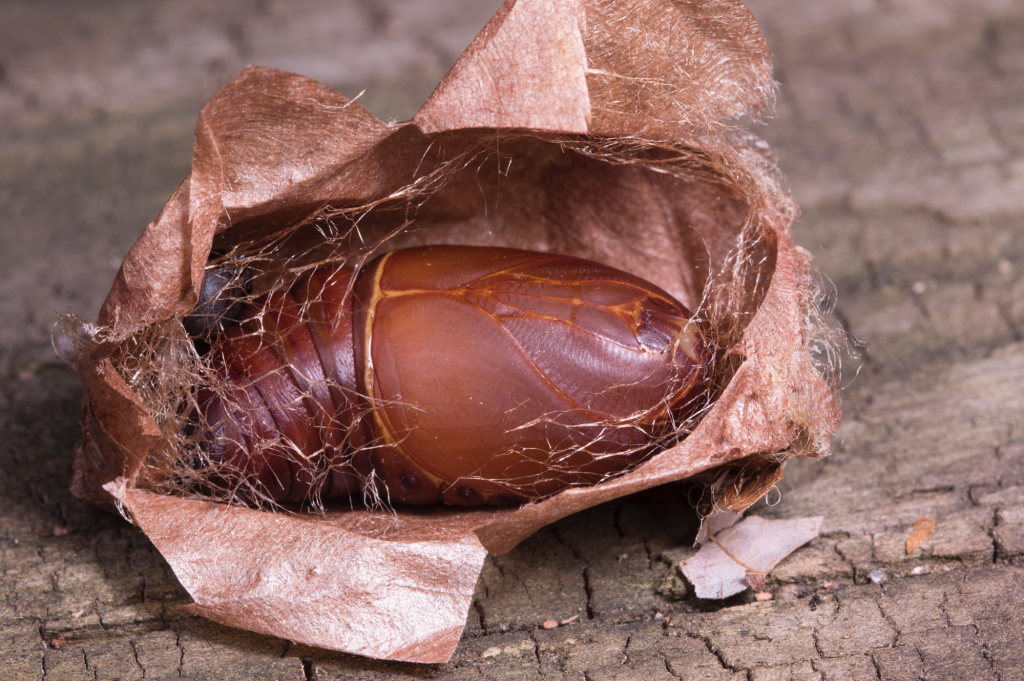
[2,0,1022,678]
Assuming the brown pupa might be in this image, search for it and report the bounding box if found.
[195,245,707,506]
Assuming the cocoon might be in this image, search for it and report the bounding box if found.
[60,0,841,663]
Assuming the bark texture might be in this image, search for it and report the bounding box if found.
[2,0,1023,678]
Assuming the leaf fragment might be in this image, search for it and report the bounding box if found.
[906,517,936,554]
[681,515,823,599]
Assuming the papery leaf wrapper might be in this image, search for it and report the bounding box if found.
[63,0,840,663]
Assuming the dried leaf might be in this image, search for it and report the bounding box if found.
[695,509,743,545]
[681,516,823,599]
[906,517,936,553]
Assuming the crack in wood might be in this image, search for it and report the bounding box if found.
[130,639,145,679]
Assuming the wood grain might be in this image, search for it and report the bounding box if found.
[1,0,1022,677]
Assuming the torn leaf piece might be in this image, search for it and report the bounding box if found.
[681,516,823,599]
[694,509,743,545]
[906,517,935,553]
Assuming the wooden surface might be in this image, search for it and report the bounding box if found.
[2,0,1023,678]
